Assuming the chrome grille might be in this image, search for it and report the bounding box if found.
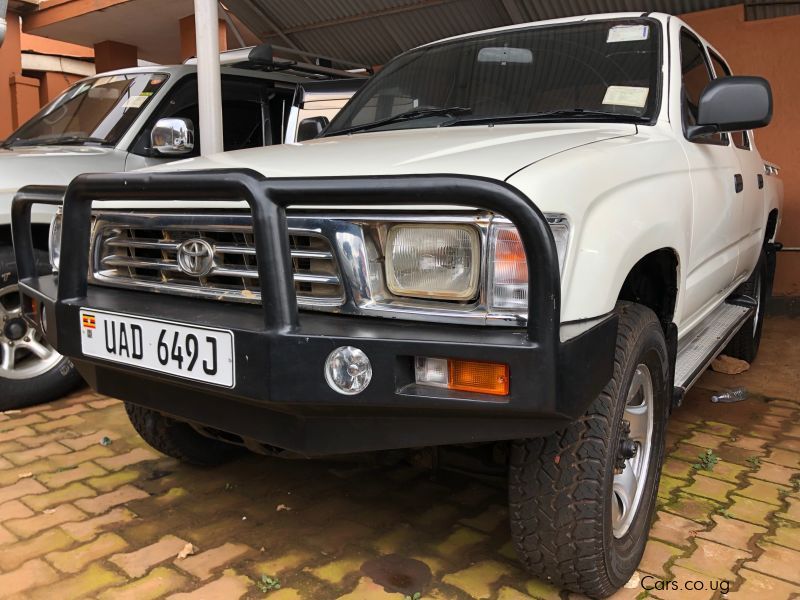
[90,215,344,306]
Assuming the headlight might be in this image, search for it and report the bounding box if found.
[488,216,569,311]
[49,209,63,272]
[385,224,480,300]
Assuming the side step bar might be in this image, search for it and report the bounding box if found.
[674,300,754,397]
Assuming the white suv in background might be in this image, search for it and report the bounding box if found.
[1,51,363,408]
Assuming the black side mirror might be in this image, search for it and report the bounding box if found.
[688,76,772,140]
[296,116,329,142]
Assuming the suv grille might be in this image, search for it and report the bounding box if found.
[91,217,345,306]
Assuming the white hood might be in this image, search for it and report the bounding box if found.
[158,123,637,181]
[0,145,127,223]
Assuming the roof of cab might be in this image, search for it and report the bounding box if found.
[415,12,672,51]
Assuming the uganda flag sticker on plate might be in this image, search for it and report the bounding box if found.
[82,313,96,330]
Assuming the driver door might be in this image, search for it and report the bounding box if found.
[676,30,741,323]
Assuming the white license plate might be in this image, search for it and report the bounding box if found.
[79,309,235,387]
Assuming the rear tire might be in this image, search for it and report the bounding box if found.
[509,302,669,598]
[0,246,82,410]
[725,250,767,363]
[125,403,242,467]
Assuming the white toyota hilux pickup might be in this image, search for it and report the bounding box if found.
[14,12,782,597]
[0,51,361,408]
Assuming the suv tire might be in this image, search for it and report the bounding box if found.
[724,250,767,363]
[0,246,82,410]
[509,302,669,598]
[125,403,242,466]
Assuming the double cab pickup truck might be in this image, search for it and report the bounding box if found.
[0,51,361,408]
[13,12,782,597]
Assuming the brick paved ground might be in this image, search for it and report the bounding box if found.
[0,317,799,600]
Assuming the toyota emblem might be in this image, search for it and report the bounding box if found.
[177,238,216,277]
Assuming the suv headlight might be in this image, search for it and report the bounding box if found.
[49,209,63,272]
[385,224,480,300]
[488,216,569,311]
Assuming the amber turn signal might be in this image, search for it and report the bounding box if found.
[414,356,509,396]
[449,359,509,395]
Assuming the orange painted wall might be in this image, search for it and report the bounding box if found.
[39,71,83,106]
[1,18,94,138]
[20,32,94,58]
[0,13,24,139]
[682,5,800,295]
[179,15,228,62]
[9,72,41,129]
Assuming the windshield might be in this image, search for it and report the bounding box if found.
[326,18,661,135]
[3,72,168,148]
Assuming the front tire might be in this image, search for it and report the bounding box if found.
[509,302,669,598]
[125,403,242,467]
[0,246,82,410]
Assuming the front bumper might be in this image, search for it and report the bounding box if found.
[12,171,617,456]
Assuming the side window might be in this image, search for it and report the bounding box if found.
[731,130,750,150]
[709,50,751,151]
[131,75,294,157]
[679,31,726,145]
[220,78,294,152]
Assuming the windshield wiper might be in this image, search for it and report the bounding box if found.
[12,135,110,147]
[441,109,649,127]
[328,106,472,136]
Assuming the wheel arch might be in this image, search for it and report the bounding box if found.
[765,208,779,245]
[616,248,680,331]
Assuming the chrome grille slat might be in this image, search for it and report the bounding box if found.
[211,266,260,279]
[100,256,182,272]
[293,273,341,285]
[105,238,180,251]
[90,216,345,307]
[215,245,256,256]
[290,249,333,260]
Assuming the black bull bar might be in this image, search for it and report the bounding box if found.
[11,170,616,455]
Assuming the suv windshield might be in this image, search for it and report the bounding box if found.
[326,19,661,136]
[3,72,168,148]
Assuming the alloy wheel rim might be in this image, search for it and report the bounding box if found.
[611,363,655,539]
[0,284,62,380]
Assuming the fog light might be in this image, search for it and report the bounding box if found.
[415,357,509,396]
[325,346,372,395]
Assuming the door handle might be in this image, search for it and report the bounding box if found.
[734,174,744,193]
[757,174,764,189]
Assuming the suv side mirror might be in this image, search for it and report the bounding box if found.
[296,116,329,142]
[688,76,772,140]
[151,117,195,155]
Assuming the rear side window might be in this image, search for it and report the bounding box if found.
[709,50,751,151]
[680,32,726,145]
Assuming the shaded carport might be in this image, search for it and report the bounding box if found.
[194,0,800,153]
[222,0,797,66]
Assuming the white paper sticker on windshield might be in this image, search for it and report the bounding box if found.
[123,95,148,109]
[602,86,649,108]
[607,25,649,43]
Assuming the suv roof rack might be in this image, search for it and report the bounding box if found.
[185,44,371,80]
